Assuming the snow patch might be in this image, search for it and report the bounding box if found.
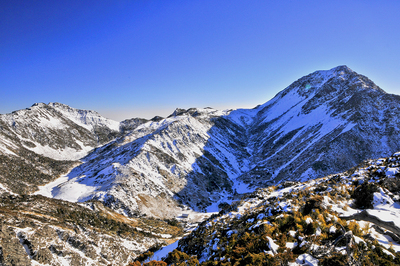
[28,141,94,161]
[295,254,319,266]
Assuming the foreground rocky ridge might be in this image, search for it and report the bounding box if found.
[0,194,183,266]
[146,152,400,265]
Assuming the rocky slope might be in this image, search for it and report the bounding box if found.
[38,66,400,216]
[0,194,182,266]
[148,151,400,265]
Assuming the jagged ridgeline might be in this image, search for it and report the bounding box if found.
[2,66,400,217]
[0,102,122,194]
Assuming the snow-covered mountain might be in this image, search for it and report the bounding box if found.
[36,107,249,217]
[239,65,400,186]
[0,102,120,160]
[0,102,121,194]
[31,66,400,217]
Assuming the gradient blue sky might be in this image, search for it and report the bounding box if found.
[1,1,400,121]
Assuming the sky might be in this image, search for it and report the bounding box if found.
[1,1,400,121]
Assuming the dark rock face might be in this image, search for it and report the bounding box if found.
[120,117,149,134]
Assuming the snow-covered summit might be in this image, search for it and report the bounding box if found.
[48,102,120,131]
[0,102,125,194]
[262,65,383,111]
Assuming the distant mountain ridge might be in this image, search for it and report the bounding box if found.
[2,65,400,217]
[0,102,122,194]
[0,102,120,160]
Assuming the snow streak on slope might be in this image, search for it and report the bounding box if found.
[0,137,18,156]
[36,108,250,217]
[49,102,120,132]
[27,140,95,161]
[35,66,400,216]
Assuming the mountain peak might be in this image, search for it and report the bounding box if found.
[308,65,359,86]
[275,65,384,102]
[327,64,353,74]
[31,102,47,108]
[48,102,74,109]
[325,65,383,93]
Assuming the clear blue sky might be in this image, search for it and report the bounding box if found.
[1,0,400,121]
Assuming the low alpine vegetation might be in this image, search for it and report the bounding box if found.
[132,152,400,265]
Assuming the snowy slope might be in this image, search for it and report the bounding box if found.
[0,102,120,160]
[38,108,250,217]
[36,66,400,216]
[238,65,400,186]
[48,102,120,132]
[0,103,122,194]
